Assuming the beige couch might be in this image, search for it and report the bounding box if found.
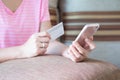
[0,55,120,80]
[0,0,120,80]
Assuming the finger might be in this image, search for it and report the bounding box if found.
[70,45,86,62]
[37,48,47,55]
[89,36,93,40]
[67,48,77,62]
[37,42,49,48]
[30,32,50,43]
[83,43,89,50]
[72,41,88,57]
[38,32,51,38]
[70,44,81,58]
[37,37,50,43]
[85,38,96,50]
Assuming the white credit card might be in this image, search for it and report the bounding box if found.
[47,22,64,41]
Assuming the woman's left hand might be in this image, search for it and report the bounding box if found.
[62,38,95,62]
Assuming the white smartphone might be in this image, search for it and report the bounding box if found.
[75,23,100,46]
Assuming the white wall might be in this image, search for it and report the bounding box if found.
[60,0,120,12]
[89,41,120,68]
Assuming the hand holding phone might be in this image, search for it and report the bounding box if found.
[75,23,100,46]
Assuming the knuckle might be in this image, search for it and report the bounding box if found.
[77,54,81,58]
[46,37,50,41]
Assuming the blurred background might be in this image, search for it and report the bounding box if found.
[49,0,120,67]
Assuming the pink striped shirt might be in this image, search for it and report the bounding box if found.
[0,0,50,48]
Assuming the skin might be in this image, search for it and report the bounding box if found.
[0,0,95,63]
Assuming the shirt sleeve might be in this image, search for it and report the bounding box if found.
[40,0,50,22]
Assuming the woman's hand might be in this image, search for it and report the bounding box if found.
[62,37,95,62]
[19,31,50,58]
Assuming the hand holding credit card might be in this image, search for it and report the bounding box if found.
[47,22,64,41]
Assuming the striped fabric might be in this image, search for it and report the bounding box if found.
[61,11,120,41]
[49,8,59,26]
[49,0,59,26]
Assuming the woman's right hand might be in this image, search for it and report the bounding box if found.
[19,31,50,58]
[62,38,95,62]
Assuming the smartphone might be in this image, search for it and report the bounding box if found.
[75,23,100,46]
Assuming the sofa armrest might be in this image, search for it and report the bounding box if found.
[0,55,120,80]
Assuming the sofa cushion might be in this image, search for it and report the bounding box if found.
[0,55,120,80]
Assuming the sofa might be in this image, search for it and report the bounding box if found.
[0,0,120,80]
[0,55,120,80]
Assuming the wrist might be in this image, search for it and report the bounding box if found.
[15,45,26,59]
[62,48,69,58]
